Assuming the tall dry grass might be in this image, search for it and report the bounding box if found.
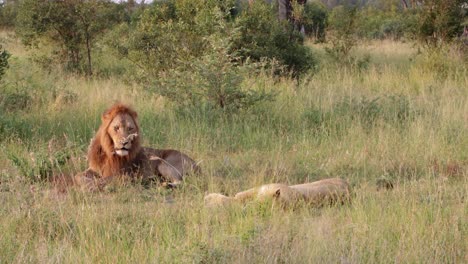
[0,31,466,263]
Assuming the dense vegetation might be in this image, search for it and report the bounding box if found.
[0,0,466,262]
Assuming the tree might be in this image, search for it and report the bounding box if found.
[303,1,328,41]
[415,0,466,47]
[232,1,316,75]
[110,0,316,78]
[326,5,358,60]
[16,0,124,75]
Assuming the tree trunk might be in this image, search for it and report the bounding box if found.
[401,0,408,9]
[85,28,92,76]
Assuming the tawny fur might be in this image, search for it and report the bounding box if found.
[87,104,142,177]
[75,103,199,190]
[205,178,351,208]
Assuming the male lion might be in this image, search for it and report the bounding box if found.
[75,103,200,190]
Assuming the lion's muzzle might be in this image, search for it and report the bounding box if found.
[114,133,138,156]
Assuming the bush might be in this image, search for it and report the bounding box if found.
[231,1,317,75]
[0,58,61,113]
[106,0,232,82]
[326,6,357,61]
[302,1,328,41]
[109,0,317,83]
[354,6,417,40]
[154,36,276,112]
[0,89,32,112]
[7,146,71,182]
[415,0,465,47]
[0,45,10,81]
[16,0,126,74]
[412,46,466,80]
[325,6,371,70]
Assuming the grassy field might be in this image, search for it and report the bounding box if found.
[0,30,467,263]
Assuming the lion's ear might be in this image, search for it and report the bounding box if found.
[102,108,113,122]
[129,109,138,120]
[101,103,138,122]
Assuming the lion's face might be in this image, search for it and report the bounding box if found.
[107,113,138,157]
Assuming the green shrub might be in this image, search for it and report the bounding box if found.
[154,37,276,112]
[0,115,32,140]
[0,71,52,113]
[231,1,317,75]
[0,88,32,112]
[326,6,357,61]
[109,0,317,84]
[16,0,126,74]
[415,0,465,47]
[302,1,328,41]
[106,0,233,82]
[0,50,38,112]
[412,46,466,80]
[0,45,10,80]
[354,7,417,40]
[326,6,371,70]
[7,147,70,182]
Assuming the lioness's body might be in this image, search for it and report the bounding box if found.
[289,178,351,205]
[75,104,199,190]
[205,178,351,208]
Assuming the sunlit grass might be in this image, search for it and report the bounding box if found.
[0,31,467,263]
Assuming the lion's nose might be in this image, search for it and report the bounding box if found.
[121,139,130,146]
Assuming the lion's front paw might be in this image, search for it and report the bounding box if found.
[162,180,183,189]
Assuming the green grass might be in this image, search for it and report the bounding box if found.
[0,32,467,263]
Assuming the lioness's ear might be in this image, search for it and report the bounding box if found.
[274,189,281,198]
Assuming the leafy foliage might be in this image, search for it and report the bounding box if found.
[106,0,233,82]
[0,45,10,80]
[109,0,316,77]
[7,147,70,182]
[231,1,316,75]
[0,88,32,112]
[16,0,125,74]
[325,5,371,69]
[355,6,417,40]
[155,37,276,112]
[326,6,358,60]
[105,0,314,110]
[302,1,328,41]
[415,0,466,47]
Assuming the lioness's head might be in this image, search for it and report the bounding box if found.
[101,104,140,157]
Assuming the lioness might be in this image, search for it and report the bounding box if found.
[205,178,351,208]
[75,103,200,190]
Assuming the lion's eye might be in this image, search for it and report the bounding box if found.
[114,126,119,131]
[129,127,134,131]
